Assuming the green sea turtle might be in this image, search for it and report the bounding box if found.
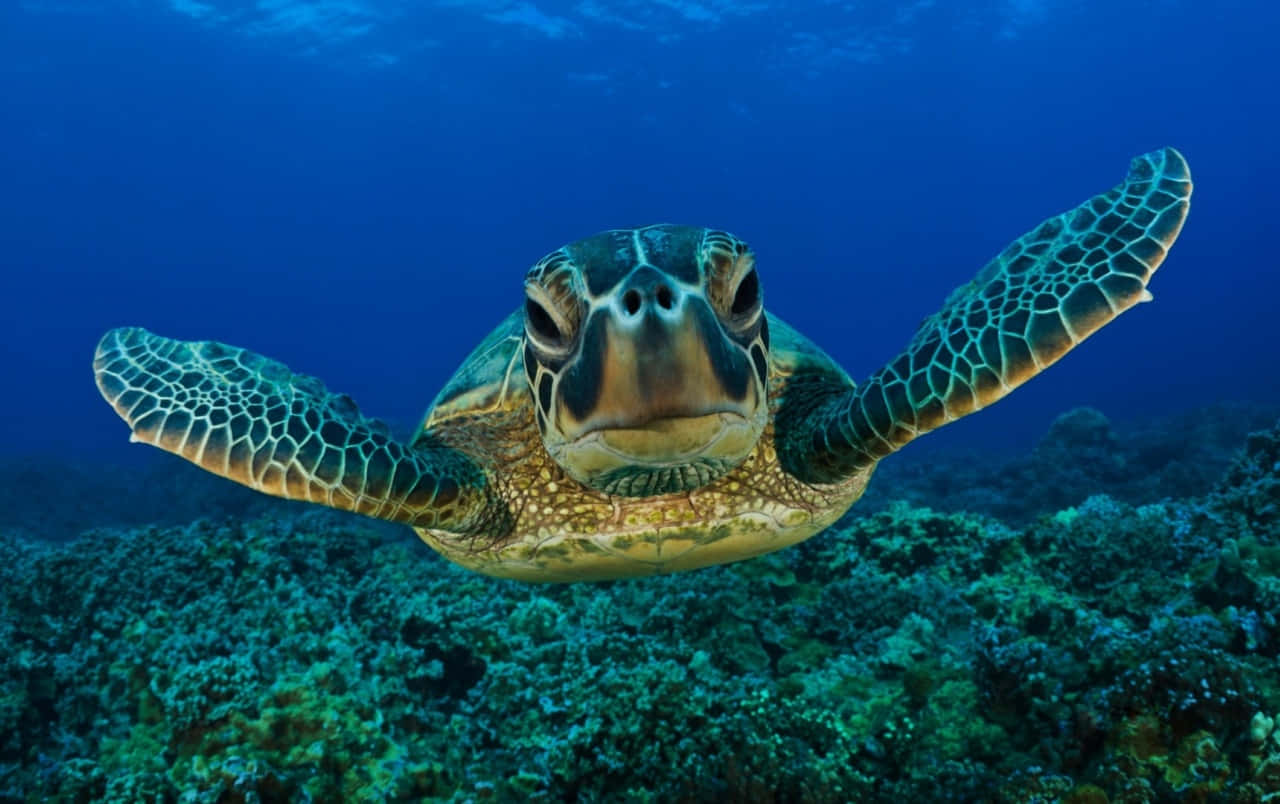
[94,148,1191,582]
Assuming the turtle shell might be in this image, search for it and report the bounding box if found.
[419,311,525,432]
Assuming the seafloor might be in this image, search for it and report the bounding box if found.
[1,404,1278,802]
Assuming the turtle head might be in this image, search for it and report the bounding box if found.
[521,224,770,497]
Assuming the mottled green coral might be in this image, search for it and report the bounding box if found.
[2,414,1279,802]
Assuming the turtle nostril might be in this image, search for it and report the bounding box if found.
[656,285,674,310]
[623,289,642,316]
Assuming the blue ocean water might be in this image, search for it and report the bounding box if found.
[4,2,1280,801]
[2,0,1277,462]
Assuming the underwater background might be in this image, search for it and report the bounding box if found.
[2,0,1279,801]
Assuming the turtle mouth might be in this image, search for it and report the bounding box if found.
[549,410,762,497]
[583,411,751,464]
[536,293,770,496]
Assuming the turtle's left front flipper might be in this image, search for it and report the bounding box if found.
[94,327,503,534]
[778,147,1192,483]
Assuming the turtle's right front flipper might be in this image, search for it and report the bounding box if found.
[777,147,1192,483]
[93,327,499,533]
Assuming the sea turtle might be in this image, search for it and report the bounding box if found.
[94,148,1191,582]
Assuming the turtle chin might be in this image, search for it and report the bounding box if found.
[552,411,763,496]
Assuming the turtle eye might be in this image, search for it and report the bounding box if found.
[731,269,760,316]
[525,298,564,344]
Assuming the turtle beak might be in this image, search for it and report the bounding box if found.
[532,237,770,496]
[546,278,766,494]
[558,268,759,442]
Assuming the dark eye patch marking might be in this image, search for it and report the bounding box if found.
[522,343,537,387]
[750,343,768,388]
[691,302,752,402]
[560,312,608,421]
[538,373,553,415]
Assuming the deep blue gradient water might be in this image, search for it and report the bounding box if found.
[2,0,1277,463]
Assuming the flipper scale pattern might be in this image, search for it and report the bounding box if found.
[94,327,495,531]
[782,147,1192,482]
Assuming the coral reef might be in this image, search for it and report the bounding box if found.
[0,409,1276,801]
[864,402,1280,524]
